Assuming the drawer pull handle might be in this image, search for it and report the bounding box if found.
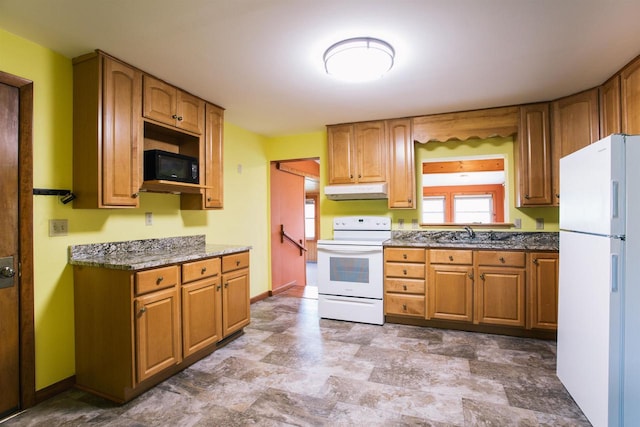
[139,306,147,314]
[216,285,221,291]
[480,273,485,281]
[449,255,454,261]
[403,269,407,275]
[533,258,539,265]
[403,284,407,291]
[402,304,407,311]
[224,283,228,288]
[468,272,474,280]
[201,267,207,274]
[172,114,178,119]
[499,257,505,263]
[156,276,164,284]
[403,254,407,259]
[236,260,241,266]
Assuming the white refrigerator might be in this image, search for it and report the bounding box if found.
[558,134,640,427]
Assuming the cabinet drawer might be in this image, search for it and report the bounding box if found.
[385,262,425,279]
[222,251,250,273]
[429,249,473,265]
[385,248,426,263]
[182,258,221,283]
[385,278,425,294]
[136,265,179,295]
[385,293,425,317]
[477,251,525,267]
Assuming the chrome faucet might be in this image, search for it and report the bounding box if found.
[464,226,475,239]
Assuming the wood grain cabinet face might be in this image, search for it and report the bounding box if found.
[73,52,142,208]
[221,252,251,337]
[475,251,526,327]
[600,75,622,138]
[551,89,600,205]
[527,252,559,330]
[621,56,640,135]
[384,248,426,318]
[387,119,415,209]
[517,103,553,207]
[135,285,181,383]
[427,249,474,322]
[143,75,204,134]
[327,121,386,184]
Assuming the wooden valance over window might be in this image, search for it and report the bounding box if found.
[412,106,519,143]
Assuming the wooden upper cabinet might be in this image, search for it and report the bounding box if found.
[516,103,552,206]
[143,75,204,134]
[600,75,622,138]
[327,124,356,184]
[387,119,415,209]
[327,121,386,184]
[621,55,640,134]
[203,103,224,208]
[551,89,600,204]
[355,121,386,182]
[73,51,142,208]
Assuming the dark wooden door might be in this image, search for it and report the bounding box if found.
[0,81,20,417]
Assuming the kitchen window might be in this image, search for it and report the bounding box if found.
[422,186,503,224]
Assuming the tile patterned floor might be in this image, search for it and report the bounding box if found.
[3,294,591,426]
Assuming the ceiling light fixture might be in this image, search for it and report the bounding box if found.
[323,37,395,82]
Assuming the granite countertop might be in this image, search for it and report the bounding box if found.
[68,235,252,270]
[384,230,558,251]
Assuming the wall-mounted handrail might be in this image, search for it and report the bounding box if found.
[280,224,307,256]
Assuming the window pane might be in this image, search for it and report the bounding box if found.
[454,195,492,223]
[422,196,445,223]
[305,199,315,239]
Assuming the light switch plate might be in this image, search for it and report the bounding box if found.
[535,218,544,230]
[145,212,153,226]
[513,218,522,229]
[49,219,68,237]
[398,218,404,229]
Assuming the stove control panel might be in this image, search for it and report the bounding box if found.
[333,216,391,231]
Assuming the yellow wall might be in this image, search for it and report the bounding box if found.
[0,28,270,390]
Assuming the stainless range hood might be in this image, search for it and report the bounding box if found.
[324,182,388,200]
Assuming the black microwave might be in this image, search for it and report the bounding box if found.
[144,150,199,184]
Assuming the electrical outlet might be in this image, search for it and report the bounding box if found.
[536,218,544,230]
[513,218,522,229]
[145,212,153,226]
[398,218,404,229]
[49,219,68,237]
[412,219,419,229]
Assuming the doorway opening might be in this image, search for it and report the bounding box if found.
[269,158,319,299]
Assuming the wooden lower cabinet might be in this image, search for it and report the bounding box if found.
[384,248,426,317]
[528,252,559,330]
[221,252,251,336]
[73,252,250,403]
[384,247,558,337]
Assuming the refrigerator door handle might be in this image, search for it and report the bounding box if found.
[611,253,619,292]
[612,180,619,218]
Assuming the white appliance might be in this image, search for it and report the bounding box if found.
[317,216,391,325]
[324,182,388,200]
[557,134,640,427]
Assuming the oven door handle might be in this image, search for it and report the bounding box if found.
[317,247,381,254]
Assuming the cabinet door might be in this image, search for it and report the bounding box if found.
[204,103,224,208]
[528,252,559,330]
[176,91,204,134]
[327,124,356,184]
[182,277,222,357]
[387,119,415,208]
[222,268,250,337]
[600,75,622,138]
[427,265,473,322]
[143,75,177,127]
[517,103,552,206]
[135,286,181,383]
[355,121,386,182]
[621,56,640,134]
[551,89,600,204]
[475,267,525,327]
[102,56,142,207]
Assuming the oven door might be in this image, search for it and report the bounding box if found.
[317,244,383,299]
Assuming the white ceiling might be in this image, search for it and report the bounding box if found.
[2,0,640,137]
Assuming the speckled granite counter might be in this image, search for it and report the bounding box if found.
[68,235,251,270]
[385,230,558,251]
